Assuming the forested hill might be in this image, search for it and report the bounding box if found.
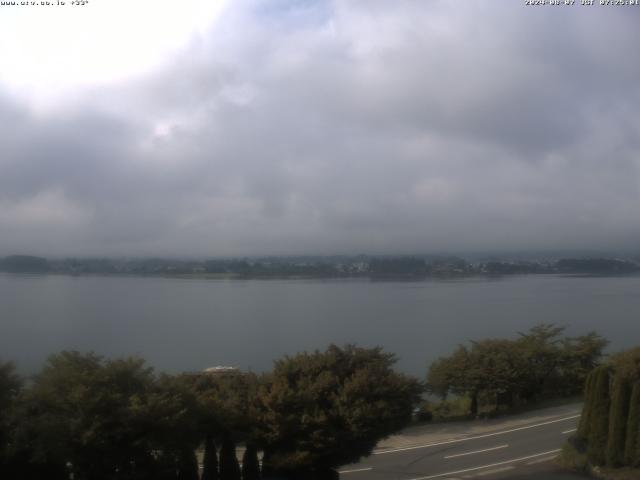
[1,255,639,278]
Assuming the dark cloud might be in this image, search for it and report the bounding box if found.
[1,1,640,256]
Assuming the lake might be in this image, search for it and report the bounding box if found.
[1,273,638,377]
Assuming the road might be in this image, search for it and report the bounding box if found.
[339,405,586,480]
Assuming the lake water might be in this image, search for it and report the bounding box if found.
[1,273,638,377]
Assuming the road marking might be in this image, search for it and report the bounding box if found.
[406,449,561,480]
[470,465,514,476]
[338,467,373,474]
[373,414,580,455]
[526,455,557,465]
[444,444,508,459]
[562,428,577,434]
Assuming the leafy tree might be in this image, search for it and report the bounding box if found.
[610,347,640,382]
[241,443,260,480]
[606,375,632,466]
[11,351,179,480]
[427,346,480,415]
[256,345,422,477]
[130,373,202,470]
[427,325,607,415]
[201,435,219,480]
[469,339,528,409]
[587,366,611,465]
[219,435,241,480]
[0,362,21,476]
[184,371,261,442]
[517,324,565,400]
[560,332,609,396]
[624,382,640,467]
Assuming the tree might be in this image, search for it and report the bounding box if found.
[560,332,609,397]
[219,435,241,480]
[517,324,565,400]
[577,369,597,440]
[201,435,219,480]
[624,382,640,467]
[256,345,422,477]
[8,351,209,480]
[587,366,611,465]
[13,352,159,480]
[0,362,21,477]
[177,449,199,480]
[427,326,608,416]
[606,375,632,466]
[469,339,527,410]
[242,443,260,480]
[427,346,480,415]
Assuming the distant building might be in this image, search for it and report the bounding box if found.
[202,366,240,375]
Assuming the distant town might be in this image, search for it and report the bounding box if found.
[2,254,640,278]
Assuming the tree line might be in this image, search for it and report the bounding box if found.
[3,254,640,277]
[0,346,421,480]
[426,325,608,416]
[0,325,612,479]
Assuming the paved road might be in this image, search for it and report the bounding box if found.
[339,406,585,480]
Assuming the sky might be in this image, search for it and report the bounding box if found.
[0,0,639,257]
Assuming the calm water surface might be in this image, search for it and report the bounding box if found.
[1,273,638,377]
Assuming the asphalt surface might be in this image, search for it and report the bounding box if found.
[339,407,586,480]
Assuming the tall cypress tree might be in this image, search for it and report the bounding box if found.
[241,443,261,480]
[587,366,611,466]
[606,375,632,466]
[177,449,199,480]
[625,382,640,467]
[577,369,596,440]
[202,435,219,480]
[219,435,241,480]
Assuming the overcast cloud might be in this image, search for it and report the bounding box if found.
[0,0,639,256]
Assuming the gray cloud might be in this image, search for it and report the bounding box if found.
[1,0,640,256]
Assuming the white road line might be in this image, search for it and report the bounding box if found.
[444,444,508,459]
[338,467,373,474]
[471,465,514,477]
[526,455,557,465]
[407,449,562,480]
[373,414,580,455]
[562,428,577,434]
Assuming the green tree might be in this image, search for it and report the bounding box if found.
[587,366,611,465]
[184,371,261,445]
[0,362,21,477]
[10,351,207,480]
[516,324,565,401]
[202,435,219,480]
[560,332,608,395]
[219,435,241,480]
[427,346,480,415]
[256,345,422,477]
[469,339,527,410]
[624,382,640,467]
[427,326,607,417]
[241,443,260,480]
[606,375,632,466]
[577,369,597,440]
[15,352,159,480]
[177,449,199,480]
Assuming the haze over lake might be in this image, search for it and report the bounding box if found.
[2,273,638,377]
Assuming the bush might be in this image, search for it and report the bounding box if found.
[559,439,588,473]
